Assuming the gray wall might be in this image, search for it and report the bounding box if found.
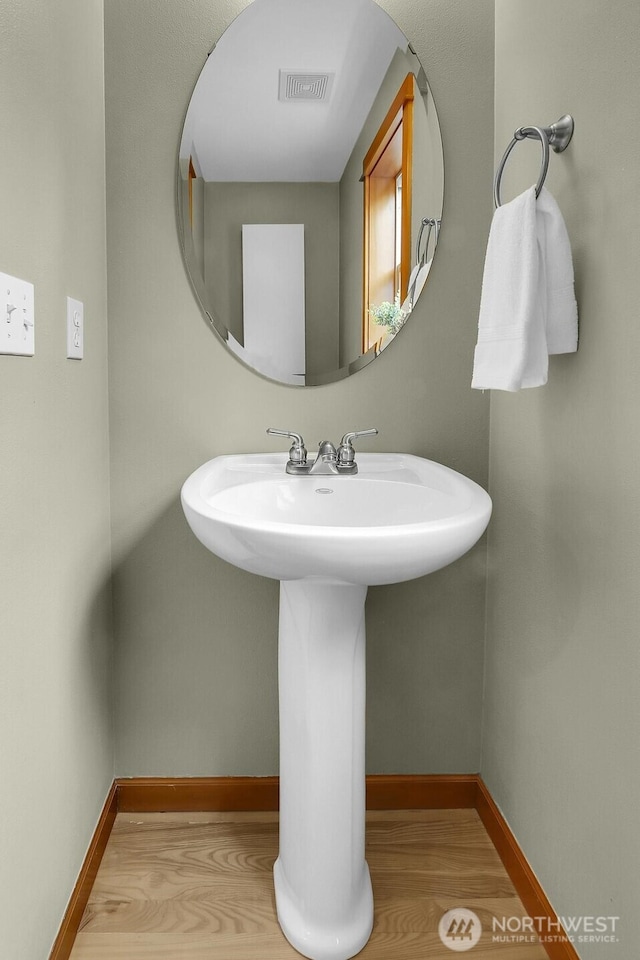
[482,1,640,956]
[104,0,494,777]
[0,1,113,957]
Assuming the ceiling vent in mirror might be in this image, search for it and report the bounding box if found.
[279,70,335,102]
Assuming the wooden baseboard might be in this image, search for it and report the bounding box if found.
[49,774,578,960]
[474,778,580,960]
[116,775,280,812]
[366,772,478,809]
[115,773,477,813]
[48,781,118,960]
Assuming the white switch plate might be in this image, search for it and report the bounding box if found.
[0,271,35,356]
[66,296,84,359]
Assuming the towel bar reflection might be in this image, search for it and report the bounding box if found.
[494,114,574,208]
[416,217,441,266]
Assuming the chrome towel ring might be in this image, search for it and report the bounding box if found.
[493,114,574,207]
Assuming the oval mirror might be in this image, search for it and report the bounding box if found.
[177,0,443,386]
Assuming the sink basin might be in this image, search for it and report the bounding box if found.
[181,452,491,585]
[181,451,491,960]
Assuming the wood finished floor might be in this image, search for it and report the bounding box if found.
[69,809,549,959]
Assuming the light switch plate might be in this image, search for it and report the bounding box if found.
[66,296,84,359]
[0,271,35,356]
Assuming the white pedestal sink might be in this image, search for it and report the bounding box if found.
[181,452,491,960]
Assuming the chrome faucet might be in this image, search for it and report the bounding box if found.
[267,428,378,475]
[309,439,340,475]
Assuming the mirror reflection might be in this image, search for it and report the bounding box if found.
[178,0,444,385]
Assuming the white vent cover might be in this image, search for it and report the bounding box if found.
[279,70,335,102]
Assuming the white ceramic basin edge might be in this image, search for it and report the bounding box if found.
[181,452,491,585]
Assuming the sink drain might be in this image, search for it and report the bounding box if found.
[315,487,334,495]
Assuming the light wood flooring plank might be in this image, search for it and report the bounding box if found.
[70,809,549,960]
[70,931,548,960]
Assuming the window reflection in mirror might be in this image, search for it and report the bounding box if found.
[177,0,443,386]
[363,73,414,355]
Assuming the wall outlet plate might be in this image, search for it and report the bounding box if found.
[0,271,35,356]
[67,296,84,359]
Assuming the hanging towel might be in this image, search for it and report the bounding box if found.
[471,185,578,391]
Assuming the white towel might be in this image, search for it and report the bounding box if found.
[471,185,578,391]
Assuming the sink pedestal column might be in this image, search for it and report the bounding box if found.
[274,578,373,960]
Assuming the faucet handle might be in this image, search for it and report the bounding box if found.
[266,428,307,464]
[337,428,378,465]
